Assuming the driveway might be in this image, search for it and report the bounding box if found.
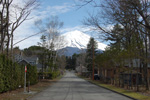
[29,71,133,100]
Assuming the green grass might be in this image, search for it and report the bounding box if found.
[78,75,150,100]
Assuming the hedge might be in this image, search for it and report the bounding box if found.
[0,55,38,93]
[38,71,60,79]
[26,64,38,85]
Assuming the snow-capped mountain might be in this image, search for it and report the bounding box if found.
[58,30,107,56]
[62,30,107,49]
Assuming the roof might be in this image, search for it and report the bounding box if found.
[23,55,38,62]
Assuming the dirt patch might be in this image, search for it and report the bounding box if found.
[0,79,59,100]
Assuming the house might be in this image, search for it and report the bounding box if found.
[76,65,88,73]
[14,51,42,71]
[22,56,39,65]
[18,59,29,65]
[120,70,142,85]
[75,65,92,78]
[97,58,150,84]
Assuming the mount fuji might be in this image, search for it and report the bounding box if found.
[59,30,107,56]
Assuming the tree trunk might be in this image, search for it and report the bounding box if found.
[143,63,149,90]
[10,34,14,58]
[122,74,124,88]
[136,74,139,91]
[144,38,149,90]
[6,31,10,57]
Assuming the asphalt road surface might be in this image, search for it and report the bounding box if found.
[29,71,133,100]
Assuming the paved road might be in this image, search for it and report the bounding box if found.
[29,71,132,100]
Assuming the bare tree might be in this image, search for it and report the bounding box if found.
[76,49,86,73]
[57,55,66,74]
[0,0,39,56]
[35,16,66,71]
[10,0,39,56]
[0,0,13,54]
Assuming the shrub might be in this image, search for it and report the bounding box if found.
[51,71,60,79]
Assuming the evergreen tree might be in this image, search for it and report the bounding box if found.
[86,37,98,71]
[65,54,79,70]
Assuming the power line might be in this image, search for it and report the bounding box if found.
[13,30,46,46]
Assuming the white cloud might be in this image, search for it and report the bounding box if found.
[14,35,40,49]
[30,3,75,20]
[61,25,93,33]
[46,3,75,15]
[13,21,42,49]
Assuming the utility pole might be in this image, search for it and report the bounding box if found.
[92,42,95,80]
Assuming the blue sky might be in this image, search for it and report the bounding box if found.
[37,0,94,30]
[13,0,107,49]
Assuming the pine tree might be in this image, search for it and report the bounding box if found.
[86,37,98,72]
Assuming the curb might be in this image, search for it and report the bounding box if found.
[87,80,138,100]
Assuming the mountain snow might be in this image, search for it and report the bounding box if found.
[61,30,107,51]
